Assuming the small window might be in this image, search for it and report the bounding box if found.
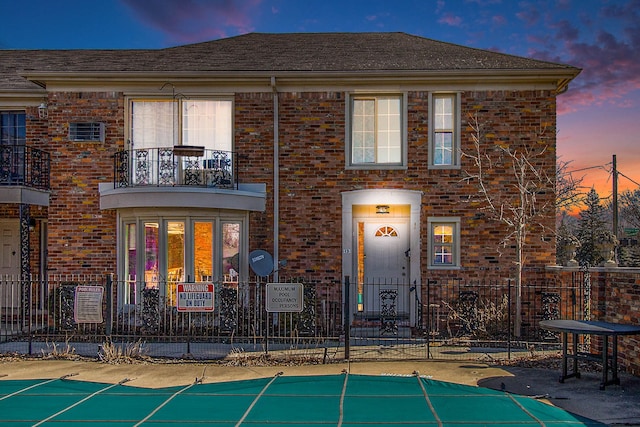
[0,111,26,145]
[375,226,398,237]
[429,93,460,168]
[69,122,105,142]
[347,94,406,168]
[428,217,461,268]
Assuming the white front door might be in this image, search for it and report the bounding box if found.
[0,219,21,308]
[362,220,410,316]
[363,221,409,281]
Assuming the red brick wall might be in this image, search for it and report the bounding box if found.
[45,91,123,275]
[554,268,640,376]
[592,270,640,375]
[235,92,276,256]
[35,89,556,283]
[236,90,557,284]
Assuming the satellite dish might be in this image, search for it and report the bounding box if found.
[249,249,274,276]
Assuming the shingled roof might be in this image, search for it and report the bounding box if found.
[0,32,580,91]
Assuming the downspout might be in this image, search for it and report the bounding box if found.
[271,76,279,282]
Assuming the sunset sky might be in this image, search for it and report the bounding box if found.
[1,0,638,202]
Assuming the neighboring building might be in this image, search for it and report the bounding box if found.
[0,33,580,324]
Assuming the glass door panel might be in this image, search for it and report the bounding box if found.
[167,221,185,306]
[194,221,213,282]
[144,222,159,289]
[222,222,240,284]
[124,222,137,304]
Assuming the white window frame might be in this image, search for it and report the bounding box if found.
[428,92,461,169]
[427,217,461,269]
[0,111,26,145]
[117,211,247,307]
[127,97,234,151]
[345,93,407,169]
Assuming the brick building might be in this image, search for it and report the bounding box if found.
[0,33,580,325]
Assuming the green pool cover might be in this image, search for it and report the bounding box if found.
[0,373,604,426]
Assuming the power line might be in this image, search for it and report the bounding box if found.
[618,170,640,188]
[567,163,611,174]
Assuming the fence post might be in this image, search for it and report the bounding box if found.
[27,276,33,356]
[344,276,350,360]
[426,280,430,360]
[264,281,269,355]
[105,274,113,338]
[507,278,512,360]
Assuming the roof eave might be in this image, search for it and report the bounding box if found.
[20,68,581,90]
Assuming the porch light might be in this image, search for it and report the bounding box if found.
[38,103,48,119]
[376,205,390,214]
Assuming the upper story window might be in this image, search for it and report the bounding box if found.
[129,99,232,151]
[0,111,26,146]
[428,217,461,269]
[429,93,460,168]
[347,94,406,168]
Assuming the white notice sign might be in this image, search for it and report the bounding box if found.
[266,283,304,312]
[74,286,104,324]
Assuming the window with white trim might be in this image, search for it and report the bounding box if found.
[129,99,232,151]
[347,94,405,168]
[0,111,25,145]
[429,93,460,167]
[428,217,461,268]
[121,213,244,306]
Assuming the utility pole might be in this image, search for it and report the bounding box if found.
[613,154,618,238]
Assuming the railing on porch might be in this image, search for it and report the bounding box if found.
[113,147,237,189]
[0,145,51,190]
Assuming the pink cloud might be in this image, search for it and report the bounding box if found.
[121,0,261,44]
[438,13,463,27]
[515,2,541,27]
[491,15,506,26]
[525,6,640,112]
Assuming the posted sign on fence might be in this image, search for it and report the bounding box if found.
[176,283,215,312]
[74,286,104,324]
[266,283,304,312]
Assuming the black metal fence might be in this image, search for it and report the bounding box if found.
[1,274,588,361]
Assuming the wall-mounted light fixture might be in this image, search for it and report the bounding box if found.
[29,218,36,232]
[376,205,390,214]
[38,103,48,119]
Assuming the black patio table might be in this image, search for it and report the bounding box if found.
[539,319,640,390]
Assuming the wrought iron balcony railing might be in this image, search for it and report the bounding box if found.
[113,147,237,189]
[0,145,51,190]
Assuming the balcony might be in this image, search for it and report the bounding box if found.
[101,147,265,212]
[113,147,237,189]
[0,145,50,189]
[0,145,51,206]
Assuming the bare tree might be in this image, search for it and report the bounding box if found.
[463,113,556,337]
[619,189,640,229]
[556,158,585,213]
